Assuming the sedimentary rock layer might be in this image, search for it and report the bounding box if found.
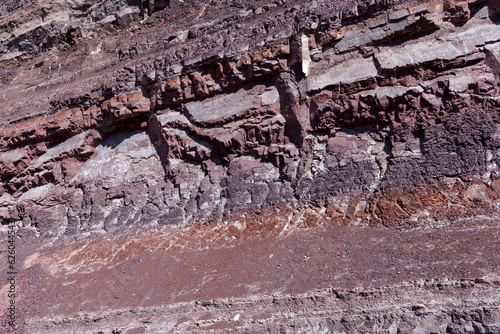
[1,0,500,332]
[1,0,500,235]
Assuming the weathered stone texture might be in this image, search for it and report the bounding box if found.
[1,0,500,236]
[2,0,500,331]
[307,56,379,92]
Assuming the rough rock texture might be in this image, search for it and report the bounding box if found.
[1,0,500,332]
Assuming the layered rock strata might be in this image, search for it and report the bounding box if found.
[1,0,500,236]
[1,0,500,332]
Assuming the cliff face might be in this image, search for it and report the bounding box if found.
[1,0,500,332]
[2,0,500,234]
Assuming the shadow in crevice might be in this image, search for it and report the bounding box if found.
[100,130,141,149]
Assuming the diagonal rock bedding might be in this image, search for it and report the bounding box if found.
[1,0,500,332]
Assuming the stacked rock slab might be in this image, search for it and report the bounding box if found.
[1,0,500,234]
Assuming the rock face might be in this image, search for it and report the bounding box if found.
[3,0,500,234]
[1,0,500,332]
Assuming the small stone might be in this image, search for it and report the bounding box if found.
[171,64,183,74]
[409,2,430,14]
[449,2,470,24]
[389,8,410,21]
[335,33,371,53]
[366,14,387,28]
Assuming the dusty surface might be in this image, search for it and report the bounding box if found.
[3,212,500,332]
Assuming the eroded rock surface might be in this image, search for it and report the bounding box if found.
[1,0,500,332]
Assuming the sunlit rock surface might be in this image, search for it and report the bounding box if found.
[1,0,500,332]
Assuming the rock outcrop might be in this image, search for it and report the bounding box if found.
[1,0,500,332]
[2,0,500,235]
